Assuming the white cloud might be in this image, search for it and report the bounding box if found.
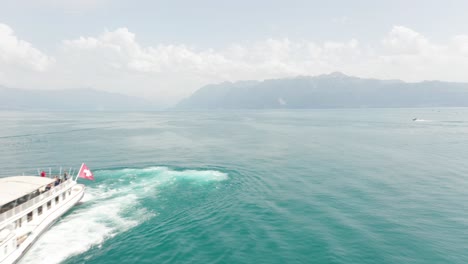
[373,25,468,81]
[61,29,362,80]
[382,26,431,55]
[451,35,468,55]
[0,23,53,72]
[1,23,468,104]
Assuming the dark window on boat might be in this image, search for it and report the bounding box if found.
[17,195,29,206]
[68,189,71,195]
[30,190,40,199]
[27,212,33,222]
[0,201,15,213]
[47,201,51,209]
[63,192,66,200]
[38,206,43,215]
[17,218,22,228]
[55,196,59,204]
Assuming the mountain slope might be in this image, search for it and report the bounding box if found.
[0,86,155,111]
[176,73,468,109]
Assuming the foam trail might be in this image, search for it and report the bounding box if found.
[19,166,228,264]
[148,167,229,182]
[20,190,152,264]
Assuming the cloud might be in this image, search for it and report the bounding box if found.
[451,35,468,55]
[382,26,431,55]
[0,23,53,72]
[58,28,237,101]
[374,25,468,81]
[61,29,363,83]
[1,23,468,104]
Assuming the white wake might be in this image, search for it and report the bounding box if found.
[19,166,228,264]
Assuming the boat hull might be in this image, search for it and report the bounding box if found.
[1,183,85,264]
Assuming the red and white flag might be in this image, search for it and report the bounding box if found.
[77,163,94,180]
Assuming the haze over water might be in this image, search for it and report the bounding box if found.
[1,109,468,264]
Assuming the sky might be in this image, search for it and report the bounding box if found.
[1,0,468,105]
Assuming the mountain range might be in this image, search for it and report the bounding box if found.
[0,86,155,111]
[3,73,468,111]
[176,72,468,109]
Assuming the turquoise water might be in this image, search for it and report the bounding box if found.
[1,109,468,264]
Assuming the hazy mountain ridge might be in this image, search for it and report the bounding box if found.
[0,86,156,111]
[176,72,468,109]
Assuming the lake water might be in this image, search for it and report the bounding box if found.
[1,109,468,264]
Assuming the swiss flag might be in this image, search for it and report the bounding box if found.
[78,163,95,180]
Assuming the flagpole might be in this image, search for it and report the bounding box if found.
[74,163,84,182]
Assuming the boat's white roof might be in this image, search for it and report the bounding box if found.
[0,176,55,206]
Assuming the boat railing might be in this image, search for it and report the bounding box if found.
[0,179,73,223]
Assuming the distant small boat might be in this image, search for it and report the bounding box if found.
[412,118,418,121]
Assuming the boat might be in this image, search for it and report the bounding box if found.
[0,164,94,264]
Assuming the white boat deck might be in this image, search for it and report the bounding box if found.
[0,176,55,206]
